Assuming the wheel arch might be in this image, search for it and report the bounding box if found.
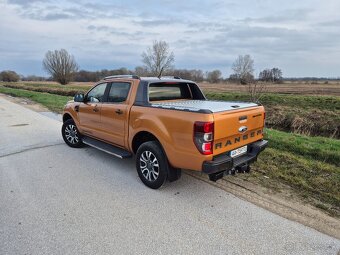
[131,131,161,154]
[62,113,73,123]
[132,130,181,183]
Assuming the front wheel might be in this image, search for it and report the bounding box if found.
[61,119,84,148]
[136,141,168,189]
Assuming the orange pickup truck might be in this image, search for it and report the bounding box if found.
[62,75,267,189]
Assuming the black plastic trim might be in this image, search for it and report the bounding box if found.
[202,139,268,174]
[132,104,213,114]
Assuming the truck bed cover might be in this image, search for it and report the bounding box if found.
[151,100,258,113]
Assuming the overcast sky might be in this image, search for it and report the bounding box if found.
[0,0,340,77]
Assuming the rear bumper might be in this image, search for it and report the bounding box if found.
[202,140,268,175]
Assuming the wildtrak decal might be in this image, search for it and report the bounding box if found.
[214,129,263,150]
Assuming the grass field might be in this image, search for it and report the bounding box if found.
[0,82,339,216]
[199,81,340,96]
[254,129,340,216]
[0,86,72,112]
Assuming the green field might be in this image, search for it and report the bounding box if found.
[0,86,72,112]
[256,129,339,216]
[0,84,339,216]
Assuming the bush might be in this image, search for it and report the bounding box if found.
[0,70,20,82]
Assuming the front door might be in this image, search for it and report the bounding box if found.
[99,82,131,147]
[78,83,108,137]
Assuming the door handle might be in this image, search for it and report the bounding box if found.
[75,105,79,112]
[93,107,99,112]
[115,109,123,115]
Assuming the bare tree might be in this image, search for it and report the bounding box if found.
[170,69,204,81]
[43,49,78,85]
[141,40,175,77]
[246,81,267,103]
[231,55,254,84]
[134,66,150,77]
[206,70,222,83]
[271,68,283,83]
[259,67,283,83]
[259,69,272,82]
[190,69,204,82]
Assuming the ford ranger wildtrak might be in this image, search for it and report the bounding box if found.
[62,75,268,189]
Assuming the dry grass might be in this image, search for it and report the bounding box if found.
[266,106,340,138]
[198,81,340,96]
[6,80,340,96]
[20,81,93,87]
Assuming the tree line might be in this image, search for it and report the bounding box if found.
[1,40,285,84]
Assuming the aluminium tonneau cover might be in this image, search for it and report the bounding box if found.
[150,100,258,113]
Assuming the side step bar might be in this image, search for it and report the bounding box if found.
[82,136,132,159]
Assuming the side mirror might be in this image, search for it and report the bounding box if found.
[74,93,85,102]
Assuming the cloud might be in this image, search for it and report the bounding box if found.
[27,12,74,21]
[317,19,340,27]
[241,8,312,23]
[133,18,180,27]
[6,0,129,21]
[8,0,47,6]
[87,25,159,41]
[1,0,340,77]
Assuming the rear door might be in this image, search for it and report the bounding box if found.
[99,82,131,147]
[78,82,108,137]
[213,106,265,156]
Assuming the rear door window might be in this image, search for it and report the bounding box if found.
[107,82,131,103]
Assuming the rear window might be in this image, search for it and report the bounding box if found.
[148,83,192,101]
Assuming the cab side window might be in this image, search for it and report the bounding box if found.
[107,82,131,103]
[87,83,107,103]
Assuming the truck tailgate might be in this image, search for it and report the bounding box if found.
[213,106,265,155]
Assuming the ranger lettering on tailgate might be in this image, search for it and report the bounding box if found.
[215,129,263,150]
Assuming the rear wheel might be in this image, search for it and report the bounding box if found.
[136,141,169,189]
[62,119,84,148]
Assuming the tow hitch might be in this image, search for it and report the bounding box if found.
[208,164,250,182]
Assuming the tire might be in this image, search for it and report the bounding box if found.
[61,119,84,148]
[136,141,169,189]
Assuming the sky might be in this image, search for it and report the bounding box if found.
[0,0,340,77]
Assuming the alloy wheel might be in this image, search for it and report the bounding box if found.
[139,151,160,181]
[64,124,79,144]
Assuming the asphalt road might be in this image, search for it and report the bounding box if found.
[0,96,339,255]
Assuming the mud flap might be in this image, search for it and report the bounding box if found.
[168,167,182,182]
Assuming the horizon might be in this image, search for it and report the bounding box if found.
[1,0,340,78]
[10,68,340,80]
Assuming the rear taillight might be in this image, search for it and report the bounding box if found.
[194,122,214,155]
